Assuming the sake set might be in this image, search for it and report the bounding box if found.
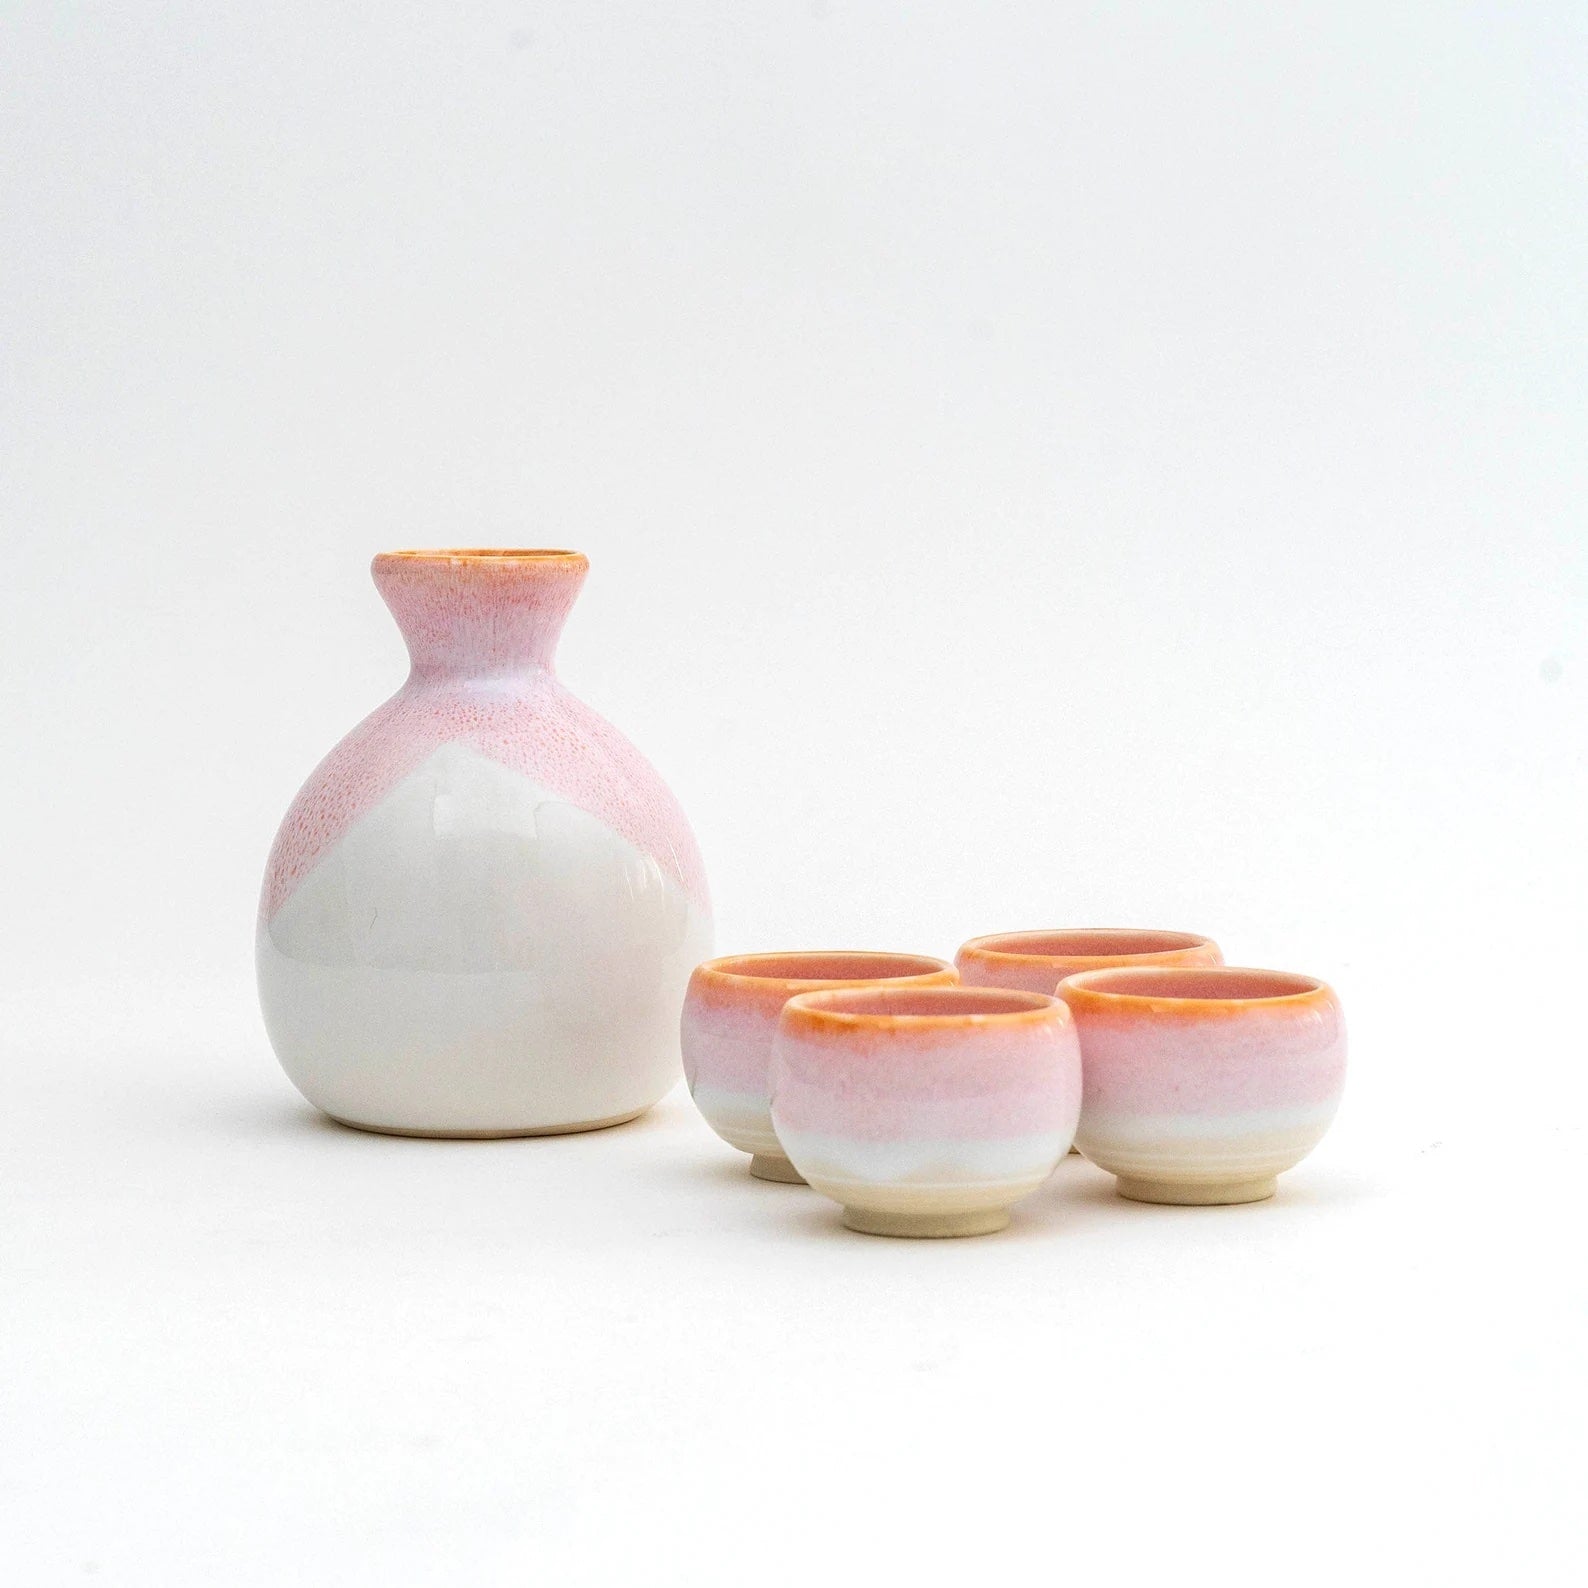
[258,549,1345,1237]
[684,935,1345,1237]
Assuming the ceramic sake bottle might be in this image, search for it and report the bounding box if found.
[257,549,713,1136]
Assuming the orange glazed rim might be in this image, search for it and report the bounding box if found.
[784,985,1065,1034]
[959,928,1216,966]
[1060,966,1333,1014]
[374,548,589,568]
[695,951,955,991]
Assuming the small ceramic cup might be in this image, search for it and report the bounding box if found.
[768,986,1081,1237]
[956,928,1223,994]
[682,952,957,1182]
[956,930,1222,1154]
[1057,966,1346,1205]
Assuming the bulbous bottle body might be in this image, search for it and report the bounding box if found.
[257,550,712,1136]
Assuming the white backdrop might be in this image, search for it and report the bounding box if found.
[4,5,1584,1583]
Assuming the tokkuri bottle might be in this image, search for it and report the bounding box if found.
[257,549,712,1136]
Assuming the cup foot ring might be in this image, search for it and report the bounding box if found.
[841,1205,1011,1238]
[1115,1175,1277,1206]
[749,1154,807,1184]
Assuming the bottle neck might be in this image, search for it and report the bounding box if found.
[372,550,588,682]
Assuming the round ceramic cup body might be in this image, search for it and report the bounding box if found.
[1057,967,1346,1205]
[956,929,1223,994]
[955,932,1221,1156]
[769,986,1081,1236]
[681,953,957,1182]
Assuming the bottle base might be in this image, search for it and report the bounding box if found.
[324,1105,650,1140]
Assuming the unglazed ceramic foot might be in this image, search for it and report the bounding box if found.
[325,1106,649,1139]
[1114,1174,1277,1206]
[749,1153,807,1184]
[841,1205,1012,1238]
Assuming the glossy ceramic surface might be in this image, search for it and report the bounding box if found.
[956,930,1223,1155]
[258,549,712,1136]
[769,986,1081,1236]
[682,952,956,1181]
[1057,966,1345,1204]
[956,928,1223,994]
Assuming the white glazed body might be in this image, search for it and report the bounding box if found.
[259,744,711,1134]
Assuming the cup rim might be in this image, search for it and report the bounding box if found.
[958,928,1216,967]
[784,984,1064,1031]
[694,951,955,992]
[1059,965,1331,1010]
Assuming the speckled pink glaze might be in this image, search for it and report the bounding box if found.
[261,551,708,917]
[1056,967,1345,1118]
[770,987,1081,1142]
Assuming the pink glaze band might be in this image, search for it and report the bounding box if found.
[681,952,955,1095]
[1057,966,1346,1116]
[373,550,589,678]
[262,550,709,916]
[770,986,1081,1142]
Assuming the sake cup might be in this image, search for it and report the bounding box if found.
[682,952,956,1182]
[1057,966,1346,1205]
[769,986,1081,1237]
[957,930,1222,1154]
[956,928,1223,994]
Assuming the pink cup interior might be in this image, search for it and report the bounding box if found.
[1069,968,1322,1001]
[707,952,950,983]
[797,986,1055,1019]
[972,929,1210,958]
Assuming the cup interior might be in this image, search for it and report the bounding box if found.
[705,951,949,985]
[796,986,1055,1020]
[967,928,1211,960]
[1066,967,1322,1001]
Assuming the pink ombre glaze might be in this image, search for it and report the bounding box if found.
[261,551,708,917]
[1056,967,1346,1116]
[682,953,955,1095]
[771,987,1081,1142]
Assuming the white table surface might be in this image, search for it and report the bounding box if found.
[5,976,1580,1586]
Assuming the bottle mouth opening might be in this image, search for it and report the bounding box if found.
[377,548,586,564]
